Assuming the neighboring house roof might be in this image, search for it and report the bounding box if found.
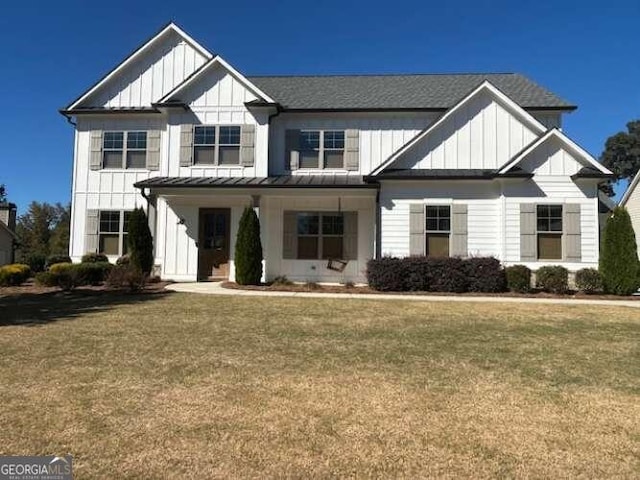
[247,73,575,111]
[497,128,612,175]
[0,221,16,240]
[619,171,640,207]
[134,176,376,189]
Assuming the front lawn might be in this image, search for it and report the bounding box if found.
[0,292,638,477]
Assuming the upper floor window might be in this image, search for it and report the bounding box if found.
[425,205,450,257]
[99,210,130,256]
[299,130,345,169]
[193,126,241,166]
[537,205,563,260]
[103,131,147,169]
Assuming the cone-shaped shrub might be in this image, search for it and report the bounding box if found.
[235,206,263,285]
[127,207,154,275]
[599,206,640,295]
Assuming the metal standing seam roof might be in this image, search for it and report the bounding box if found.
[246,73,575,110]
[134,175,377,189]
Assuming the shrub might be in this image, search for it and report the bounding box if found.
[116,254,130,266]
[45,254,71,269]
[366,257,406,291]
[35,271,58,287]
[48,263,78,291]
[464,257,507,293]
[82,252,109,263]
[22,253,46,273]
[75,262,113,285]
[106,265,146,292]
[0,264,31,286]
[234,206,263,285]
[505,265,532,293]
[127,208,154,275]
[536,266,569,294]
[599,207,640,295]
[423,257,468,293]
[271,275,292,286]
[304,281,320,290]
[575,268,603,294]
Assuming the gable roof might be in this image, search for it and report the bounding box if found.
[247,73,575,111]
[156,55,276,104]
[370,80,548,176]
[619,171,640,207]
[498,128,612,175]
[65,22,213,111]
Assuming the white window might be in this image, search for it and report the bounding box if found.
[193,126,241,165]
[299,130,345,169]
[103,131,147,169]
[99,211,130,256]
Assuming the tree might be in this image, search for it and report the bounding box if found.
[600,120,640,196]
[234,206,263,285]
[0,184,6,204]
[599,206,640,295]
[127,207,154,275]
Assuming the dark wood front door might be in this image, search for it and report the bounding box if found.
[198,208,231,281]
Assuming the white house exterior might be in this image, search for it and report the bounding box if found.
[62,23,613,283]
[618,173,640,251]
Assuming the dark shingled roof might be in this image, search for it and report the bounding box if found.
[134,176,376,189]
[247,73,574,111]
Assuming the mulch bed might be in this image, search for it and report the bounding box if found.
[221,281,640,301]
[0,279,171,298]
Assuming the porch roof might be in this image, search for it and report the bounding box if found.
[134,175,377,189]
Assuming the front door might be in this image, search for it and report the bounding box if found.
[198,208,231,281]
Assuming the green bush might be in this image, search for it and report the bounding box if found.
[48,263,78,291]
[34,271,58,287]
[22,253,46,273]
[127,208,154,275]
[45,262,112,289]
[505,265,532,293]
[45,254,71,269]
[116,254,130,266]
[0,264,31,286]
[75,262,113,285]
[599,207,640,295]
[575,268,603,294]
[234,206,263,285]
[106,265,146,292]
[82,253,109,263]
[536,266,569,294]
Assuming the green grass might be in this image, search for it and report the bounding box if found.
[0,291,639,478]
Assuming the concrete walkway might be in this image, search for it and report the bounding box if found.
[165,282,640,308]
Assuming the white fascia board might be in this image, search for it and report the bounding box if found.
[370,80,547,176]
[67,23,213,110]
[157,55,275,104]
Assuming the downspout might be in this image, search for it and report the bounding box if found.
[375,186,382,259]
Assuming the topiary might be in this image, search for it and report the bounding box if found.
[505,265,532,293]
[535,266,569,294]
[234,206,263,285]
[575,268,603,294]
[127,208,154,275]
[599,207,640,295]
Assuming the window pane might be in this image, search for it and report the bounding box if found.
[550,218,563,232]
[538,233,562,260]
[426,206,439,217]
[426,218,438,231]
[219,126,241,145]
[297,237,318,259]
[99,211,120,233]
[103,132,123,149]
[438,219,450,232]
[438,206,451,218]
[127,151,146,168]
[299,151,319,168]
[99,234,119,255]
[299,131,320,150]
[127,131,147,149]
[324,130,344,149]
[322,215,344,235]
[323,151,344,169]
[297,214,319,235]
[537,218,549,232]
[426,233,450,257]
[549,205,563,218]
[218,146,240,165]
[194,126,215,145]
[537,205,549,217]
[322,237,343,259]
[194,146,215,164]
[103,151,123,168]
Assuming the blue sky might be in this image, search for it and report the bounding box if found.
[1,0,638,212]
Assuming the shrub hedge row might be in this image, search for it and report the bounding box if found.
[36,262,113,290]
[0,264,31,286]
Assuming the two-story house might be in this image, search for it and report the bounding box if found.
[61,23,613,283]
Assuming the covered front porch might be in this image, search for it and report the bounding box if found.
[135,176,378,283]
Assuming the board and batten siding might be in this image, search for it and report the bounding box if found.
[83,31,208,108]
[394,92,538,171]
[624,185,640,259]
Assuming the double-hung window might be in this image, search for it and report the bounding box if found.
[193,126,241,165]
[103,131,147,169]
[537,205,563,259]
[99,211,131,256]
[425,206,450,257]
[297,212,344,259]
[299,130,345,169]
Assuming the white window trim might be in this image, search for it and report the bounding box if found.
[192,125,241,167]
[102,131,148,170]
[535,204,564,261]
[98,210,130,257]
[424,204,451,257]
